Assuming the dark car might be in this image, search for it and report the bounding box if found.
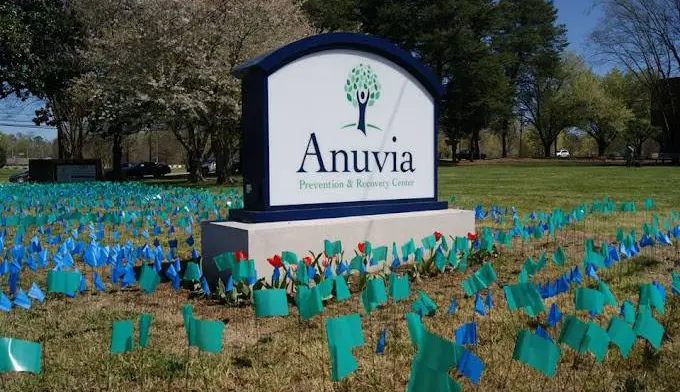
[457,149,487,161]
[106,162,171,180]
[9,170,30,183]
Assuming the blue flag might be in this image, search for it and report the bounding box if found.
[474,293,486,316]
[456,348,484,385]
[447,298,457,316]
[585,264,599,281]
[14,289,32,310]
[485,290,493,313]
[201,276,211,297]
[225,275,234,292]
[0,293,11,312]
[454,322,478,345]
[376,328,387,354]
[547,303,562,327]
[28,282,45,303]
[94,272,106,292]
[535,326,552,343]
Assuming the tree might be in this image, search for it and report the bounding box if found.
[592,0,680,158]
[0,1,87,159]
[494,0,568,157]
[345,64,381,134]
[0,145,6,168]
[570,68,633,156]
[518,53,580,157]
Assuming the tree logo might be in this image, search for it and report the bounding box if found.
[343,64,382,134]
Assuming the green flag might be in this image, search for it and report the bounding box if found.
[47,270,81,294]
[558,316,589,354]
[0,338,41,374]
[598,281,617,307]
[434,250,446,272]
[574,288,605,315]
[139,265,161,294]
[367,277,387,305]
[349,255,364,273]
[232,259,256,283]
[607,317,636,358]
[513,330,560,378]
[111,320,134,354]
[462,262,497,296]
[189,318,224,354]
[317,279,334,299]
[582,251,606,269]
[552,247,567,266]
[254,289,289,317]
[415,329,464,374]
[324,240,342,256]
[139,314,152,349]
[334,275,351,302]
[182,303,193,342]
[388,273,410,303]
[407,357,462,392]
[183,262,202,281]
[518,268,529,284]
[405,312,424,346]
[402,238,416,258]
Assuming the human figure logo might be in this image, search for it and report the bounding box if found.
[344,64,381,134]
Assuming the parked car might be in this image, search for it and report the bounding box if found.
[556,149,570,158]
[457,149,487,161]
[9,170,30,183]
[105,162,171,180]
[202,157,216,176]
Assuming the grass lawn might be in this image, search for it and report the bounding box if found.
[2,161,680,392]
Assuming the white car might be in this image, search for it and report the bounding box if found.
[556,149,570,158]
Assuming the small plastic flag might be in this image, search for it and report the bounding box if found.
[13,289,31,310]
[474,293,486,316]
[454,322,478,345]
[28,283,45,303]
[376,328,387,354]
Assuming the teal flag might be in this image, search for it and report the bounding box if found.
[111,320,134,354]
[462,262,497,296]
[639,284,664,315]
[47,270,81,294]
[232,259,256,282]
[621,300,636,324]
[582,251,606,269]
[334,275,351,301]
[189,318,225,354]
[372,246,388,262]
[407,357,462,392]
[0,338,41,374]
[139,314,152,349]
[325,313,364,381]
[558,316,589,354]
[607,317,636,358]
[281,251,298,265]
[421,235,437,250]
[296,285,323,320]
[402,238,416,258]
[415,329,464,374]
[634,306,664,349]
[184,262,202,281]
[139,265,161,294]
[581,322,610,362]
[388,274,410,302]
[434,250,446,272]
[598,281,617,307]
[324,240,342,256]
[574,288,605,315]
[213,252,234,272]
[254,289,289,317]
[552,247,567,266]
[503,282,544,315]
[512,330,560,378]
[317,279,334,299]
[411,290,437,316]
[405,312,424,346]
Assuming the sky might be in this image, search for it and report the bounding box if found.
[0,1,610,140]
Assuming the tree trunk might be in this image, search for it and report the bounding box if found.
[597,140,607,157]
[501,132,508,158]
[468,136,474,162]
[451,140,458,164]
[216,147,227,184]
[187,152,203,183]
[112,132,123,181]
[542,139,552,158]
[473,132,481,159]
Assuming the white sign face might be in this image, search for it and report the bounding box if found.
[267,49,435,207]
[56,164,97,182]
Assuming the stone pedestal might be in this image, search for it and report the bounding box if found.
[201,209,475,285]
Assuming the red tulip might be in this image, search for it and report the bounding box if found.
[303,256,312,266]
[467,232,477,241]
[434,231,442,241]
[267,254,283,268]
[235,251,247,262]
[358,242,366,254]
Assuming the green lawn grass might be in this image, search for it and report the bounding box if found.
[3,161,680,392]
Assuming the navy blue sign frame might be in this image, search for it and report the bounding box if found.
[229,32,447,223]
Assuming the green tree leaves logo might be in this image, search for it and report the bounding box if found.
[344,64,381,135]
